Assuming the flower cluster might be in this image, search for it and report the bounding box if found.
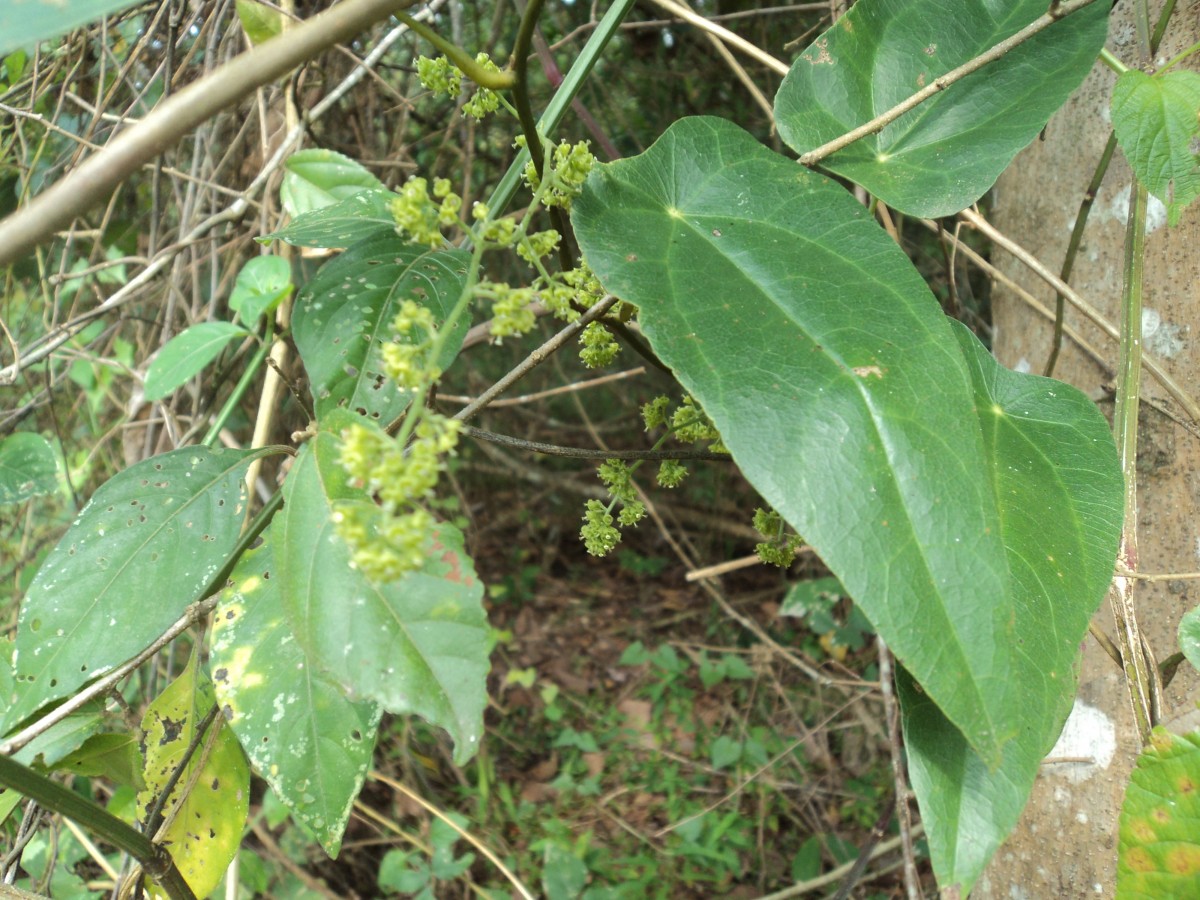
[520,137,596,209]
[390,177,462,248]
[579,321,619,368]
[334,414,462,581]
[416,54,502,121]
[381,299,439,390]
[752,507,804,568]
[580,459,645,556]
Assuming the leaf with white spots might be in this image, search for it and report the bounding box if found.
[136,653,249,900]
[275,416,489,765]
[260,188,398,250]
[211,543,380,856]
[0,432,59,505]
[3,446,270,731]
[292,236,469,426]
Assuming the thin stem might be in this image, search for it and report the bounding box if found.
[1107,181,1160,744]
[396,13,514,88]
[461,425,730,460]
[1045,132,1118,376]
[141,704,221,840]
[453,294,619,424]
[1150,0,1177,56]
[0,756,196,900]
[484,0,637,218]
[1158,38,1200,73]
[799,0,1103,166]
[1097,47,1131,75]
[203,326,274,447]
[510,0,549,182]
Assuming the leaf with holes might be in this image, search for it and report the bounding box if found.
[143,322,250,401]
[0,432,59,505]
[261,188,398,250]
[2,446,268,731]
[292,235,469,425]
[1112,69,1200,228]
[136,654,248,900]
[228,255,293,324]
[212,543,380,856]
[1117,727,1200,895]
[281,149,385,218]
[774,0,1109,216]
[273,412,489,765]
[572,116,1121,892]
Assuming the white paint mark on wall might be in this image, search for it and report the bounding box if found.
[1045,698,1116,783]
[1014,357,1031,374]
[1141,307,1187,359]
[1104,184,1168,233]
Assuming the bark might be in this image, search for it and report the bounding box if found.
[977,2,1200,895]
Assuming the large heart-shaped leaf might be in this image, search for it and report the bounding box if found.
[575,116,1014,762]
[292,236,469,426]
[774,0,1109,216]
[899,322,1121,892]
[572,116,1121,887]
[212,543,380,856]
[273,413,489,764]
[3,446,267,730]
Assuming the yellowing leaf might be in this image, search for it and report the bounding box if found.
[137,654,249,899]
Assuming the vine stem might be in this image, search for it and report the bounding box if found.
[0,756,196,900]
[799,0,1103,166]
[452,294,619,424]
[1044,132,1118,377]
[1107,182,1161,744]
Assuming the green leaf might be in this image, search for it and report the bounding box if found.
[1180,606,1200,674]
[0,0,143,56]
[137,654,249,900]
[573,116,1121,892]
[575,116,1011,761]
[1117,728,1200,896]
[10,701,104,769]
[211,543,380,856]
[281,149,385,218]
[261,188,399,249]
[774,0,1109,216]
[274,413,489,765]
[710,735,742,771]
[1111,69,1200,228]
[228,255,293,324]
[235,0,283,45]
[293,236,469,425]
[143,321,250,401]
[0,432,59,505]
[542,844,588,900]
[51,733,143,788]
[3,446,264,730]
[898,321,1123,891]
